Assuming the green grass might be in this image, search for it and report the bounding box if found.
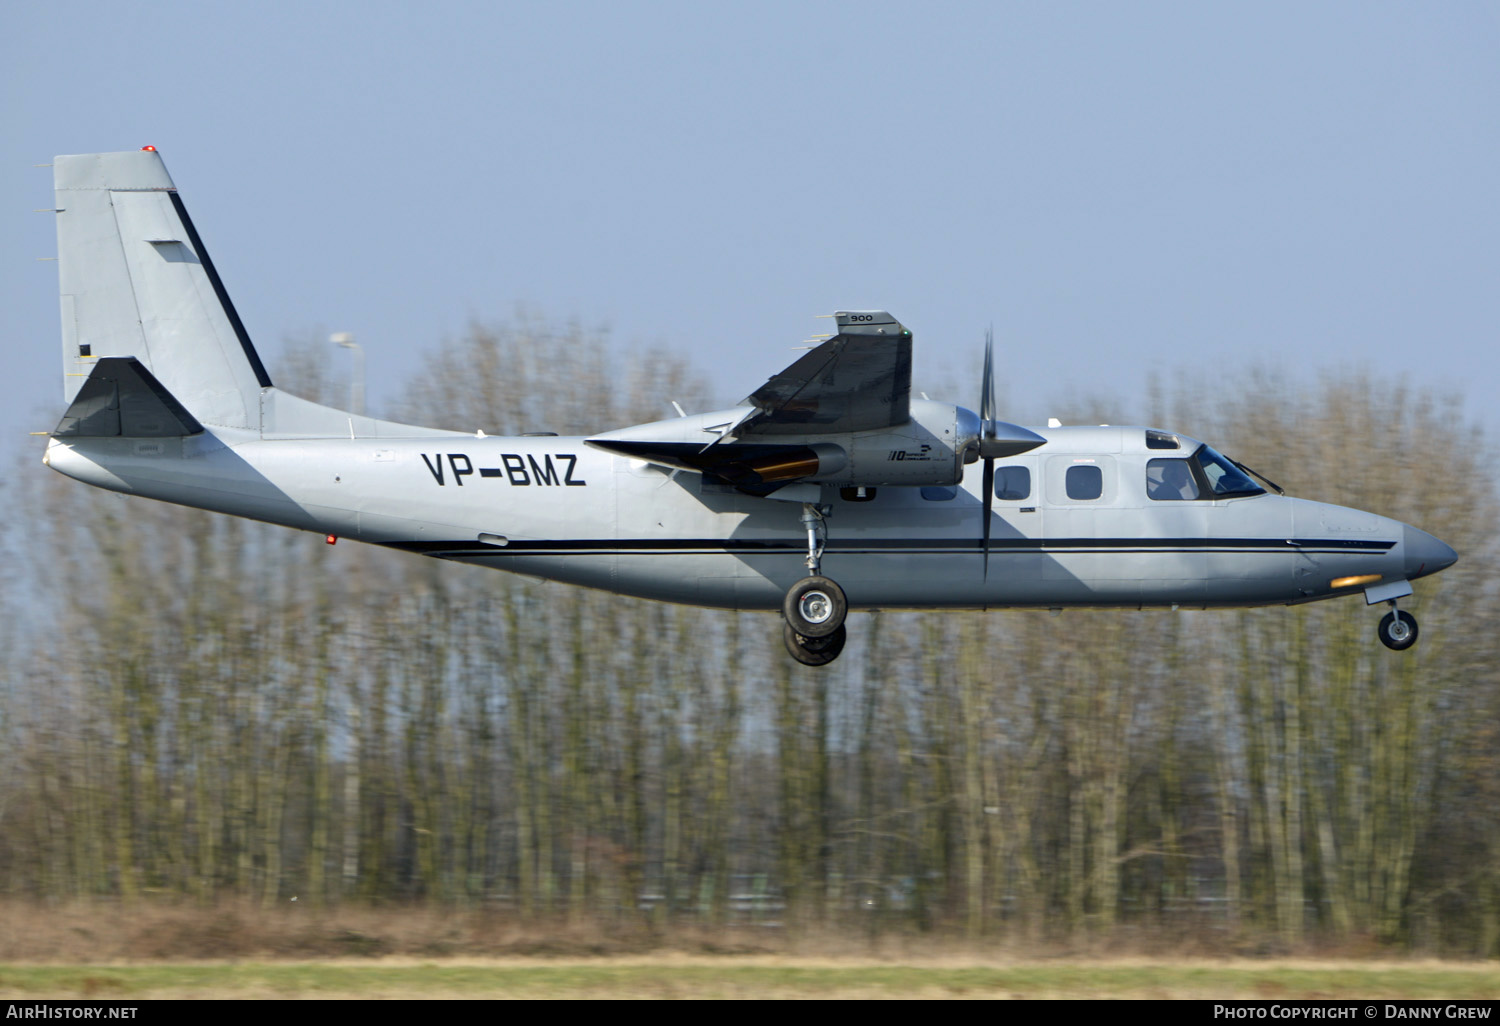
[2,961,1499,999]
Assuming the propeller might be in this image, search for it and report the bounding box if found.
[980,327,996,579]
[974,327,1046,579]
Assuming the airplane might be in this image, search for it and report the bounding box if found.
[40,149,1458,666]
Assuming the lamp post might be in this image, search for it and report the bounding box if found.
[331,333,364,416]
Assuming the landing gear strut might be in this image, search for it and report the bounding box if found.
[781,502,850,664]
[1378,600,1419,651]
[799,502,827,576]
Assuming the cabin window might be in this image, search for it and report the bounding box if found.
[1146,429,1180,450]
[1147,458,1200,500]
[920,486,956,501]
[994,466,1031,501]
[1065,464,1103,501]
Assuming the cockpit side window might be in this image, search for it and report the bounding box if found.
[1147,458,1200,500]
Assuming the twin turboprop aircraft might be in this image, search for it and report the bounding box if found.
[42,149,1458,665]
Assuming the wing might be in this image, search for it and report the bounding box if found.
[581,437,836,493]
[585,311,911,494]
[738,310,911,436]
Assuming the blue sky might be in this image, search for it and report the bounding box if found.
[6,1,1498,447]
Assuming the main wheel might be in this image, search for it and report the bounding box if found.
[783,622,848,667]
[783,575,847,638]
[1378,610,1419,651]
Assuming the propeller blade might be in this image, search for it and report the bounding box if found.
[982,457,994,580]
[980,326,996,427]
[980,328,997,581]
[975,329,1046,458]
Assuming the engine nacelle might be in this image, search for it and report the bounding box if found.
[585,399,1041,492]
[797,399,973,487]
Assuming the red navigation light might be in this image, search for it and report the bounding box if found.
[326,534,338,545]
[141,145,157,152]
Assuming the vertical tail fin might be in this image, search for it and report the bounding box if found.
[54,149,271,431]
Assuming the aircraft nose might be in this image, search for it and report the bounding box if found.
[1404,524,1458,579]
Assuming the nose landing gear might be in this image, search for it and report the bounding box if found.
[781,501,850,665]
[1377,600,1420,651]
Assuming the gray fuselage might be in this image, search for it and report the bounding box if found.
[45,421,1452,613]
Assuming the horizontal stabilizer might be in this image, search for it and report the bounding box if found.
[53,357,204,438]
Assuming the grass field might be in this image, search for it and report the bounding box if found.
[3,958,1500,999]
[2,904,1497,999]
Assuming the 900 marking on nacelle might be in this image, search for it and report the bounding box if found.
[422,453,587,487]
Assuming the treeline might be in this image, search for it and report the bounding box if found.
[1,319,1496,952]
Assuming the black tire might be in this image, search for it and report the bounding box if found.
[783,622,847,667]
[1378,610,1419,651]
[783,576,848,638]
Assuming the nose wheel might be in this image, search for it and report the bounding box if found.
[1378,601,1420,651]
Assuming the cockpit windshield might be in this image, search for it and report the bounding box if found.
[1193,445,1265,498]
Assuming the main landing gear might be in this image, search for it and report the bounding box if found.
[783,621,847,666]
[781,502,850,666]
[1377,599,1419,651]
